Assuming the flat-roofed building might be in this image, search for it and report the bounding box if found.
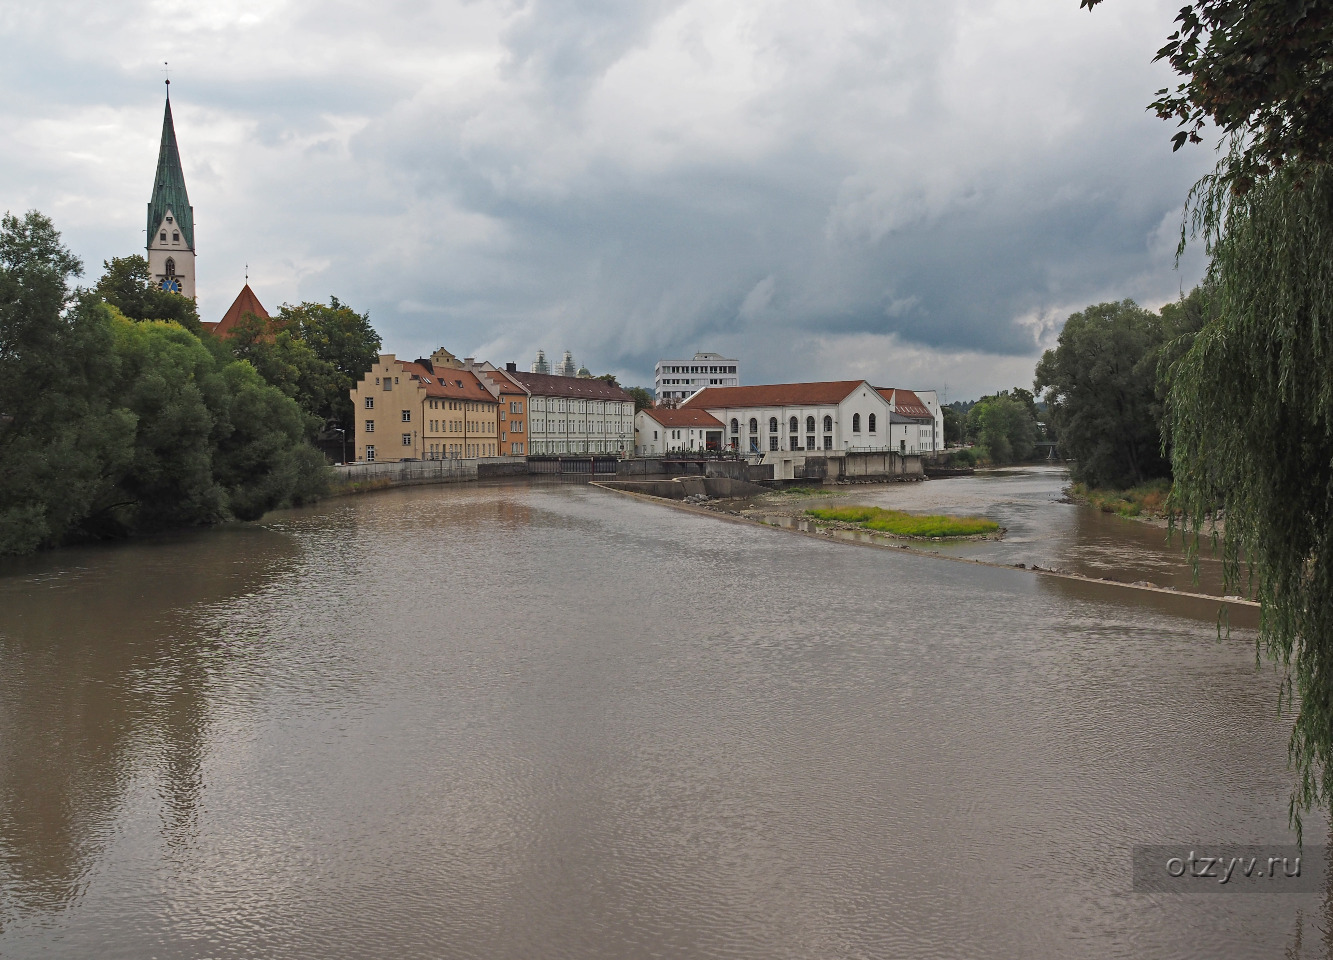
[654,352,739,405]
[634,407,726,456]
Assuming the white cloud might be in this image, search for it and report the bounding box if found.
[0,0,1213,399]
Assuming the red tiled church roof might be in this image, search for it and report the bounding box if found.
[202,284,270,338]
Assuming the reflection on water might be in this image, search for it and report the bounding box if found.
[0,479,1325,959]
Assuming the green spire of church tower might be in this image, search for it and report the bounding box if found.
[145,79,197,299]
[146,83,194,249]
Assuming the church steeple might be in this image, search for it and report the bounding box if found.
[146,81,197,299]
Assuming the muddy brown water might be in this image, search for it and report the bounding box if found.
[0,471,1325,959]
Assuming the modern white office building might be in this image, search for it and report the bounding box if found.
[654,352,739,404]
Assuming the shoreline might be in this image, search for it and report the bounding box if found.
[590,481,1259,610]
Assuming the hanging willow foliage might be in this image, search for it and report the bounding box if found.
[1167,160,1333,834]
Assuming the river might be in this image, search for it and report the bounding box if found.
[0,468,1324,959]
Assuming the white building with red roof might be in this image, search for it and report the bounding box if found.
[634,407,727,456]
[679,380,941,461]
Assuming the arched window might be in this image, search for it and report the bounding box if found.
[806,416,815,432]
[823,415,833,432]
[868,413,877,433]
[769,417,778,433]
[852,413,861,432]
[165,257,176,276]
[789,416,799,433]
[749,418,758,434]
[730,418,739,434]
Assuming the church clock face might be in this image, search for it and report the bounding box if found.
[161,278,181,293]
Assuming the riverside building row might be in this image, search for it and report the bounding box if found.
[350,349,635,463]
[634,381,943,457]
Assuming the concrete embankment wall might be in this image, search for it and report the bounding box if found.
[615,459,773,481]
[596,477,771,500]
[332,457,526,492]
[830,452,924,480]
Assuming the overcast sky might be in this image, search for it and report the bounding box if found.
[0,0,1213,399]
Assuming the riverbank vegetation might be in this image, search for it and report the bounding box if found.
[0,211,331,556]
[1082,0,1333,831]
[1068,480,1171,519]
[805,505,999,538]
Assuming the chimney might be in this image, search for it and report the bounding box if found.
[506,362,517,372]
[463,357,475,366]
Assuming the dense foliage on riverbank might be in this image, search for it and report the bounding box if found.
[1085,0,1333,831]
[1069,480,1170,519]
[0,211,328,556]
[806,505,998,538]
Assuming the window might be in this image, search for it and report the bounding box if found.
[401,410,411,422]
[807,435,815,450]
[769,436,779,451]
[160,231,167,242]
[749,418,758,434]
[868,413,877,433]
[383,378,392,391]
[365,445,375,461]
[789,416,799,433]
[365,420,375,433]
[852,413,861,432]
[172,231,179,242]
[402,433,412,446]
[365,397,374,409]
[806,416,815,432]
[165,258,175,276]
[769,417,778,433]
[823,415,833,432]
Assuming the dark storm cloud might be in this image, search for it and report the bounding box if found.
[0,0,1213,396]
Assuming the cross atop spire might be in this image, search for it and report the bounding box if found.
[146,85,193,250]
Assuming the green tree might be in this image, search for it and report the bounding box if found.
[0,212,135,553]
[1034,301,1170,488]
[1081,0,1333,192]
[227,311,338,438]
[1085,0,1333,830]
[942,405,964,446]
[272,298,380,432]
[626,386,655,412]
[965,395,1037,464]
[94,254,204,336]
[1166,164,1333,830]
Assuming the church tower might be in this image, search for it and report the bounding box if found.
[146,81,196,299]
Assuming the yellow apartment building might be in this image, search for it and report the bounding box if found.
[351,354,501,463]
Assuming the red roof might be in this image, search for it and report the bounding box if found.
[876,388,933,419]
[400,362,495,402]
[505,370,632,401]
[204,284,270,338]
[640,407,724,428]
[681,381,866,408]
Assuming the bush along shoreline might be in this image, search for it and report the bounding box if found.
[805,505,1000,539]
[0,211,343,556]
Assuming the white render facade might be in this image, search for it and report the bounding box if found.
[654,352,740,404]
[682,381,942,456]
[526,395,635,454]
